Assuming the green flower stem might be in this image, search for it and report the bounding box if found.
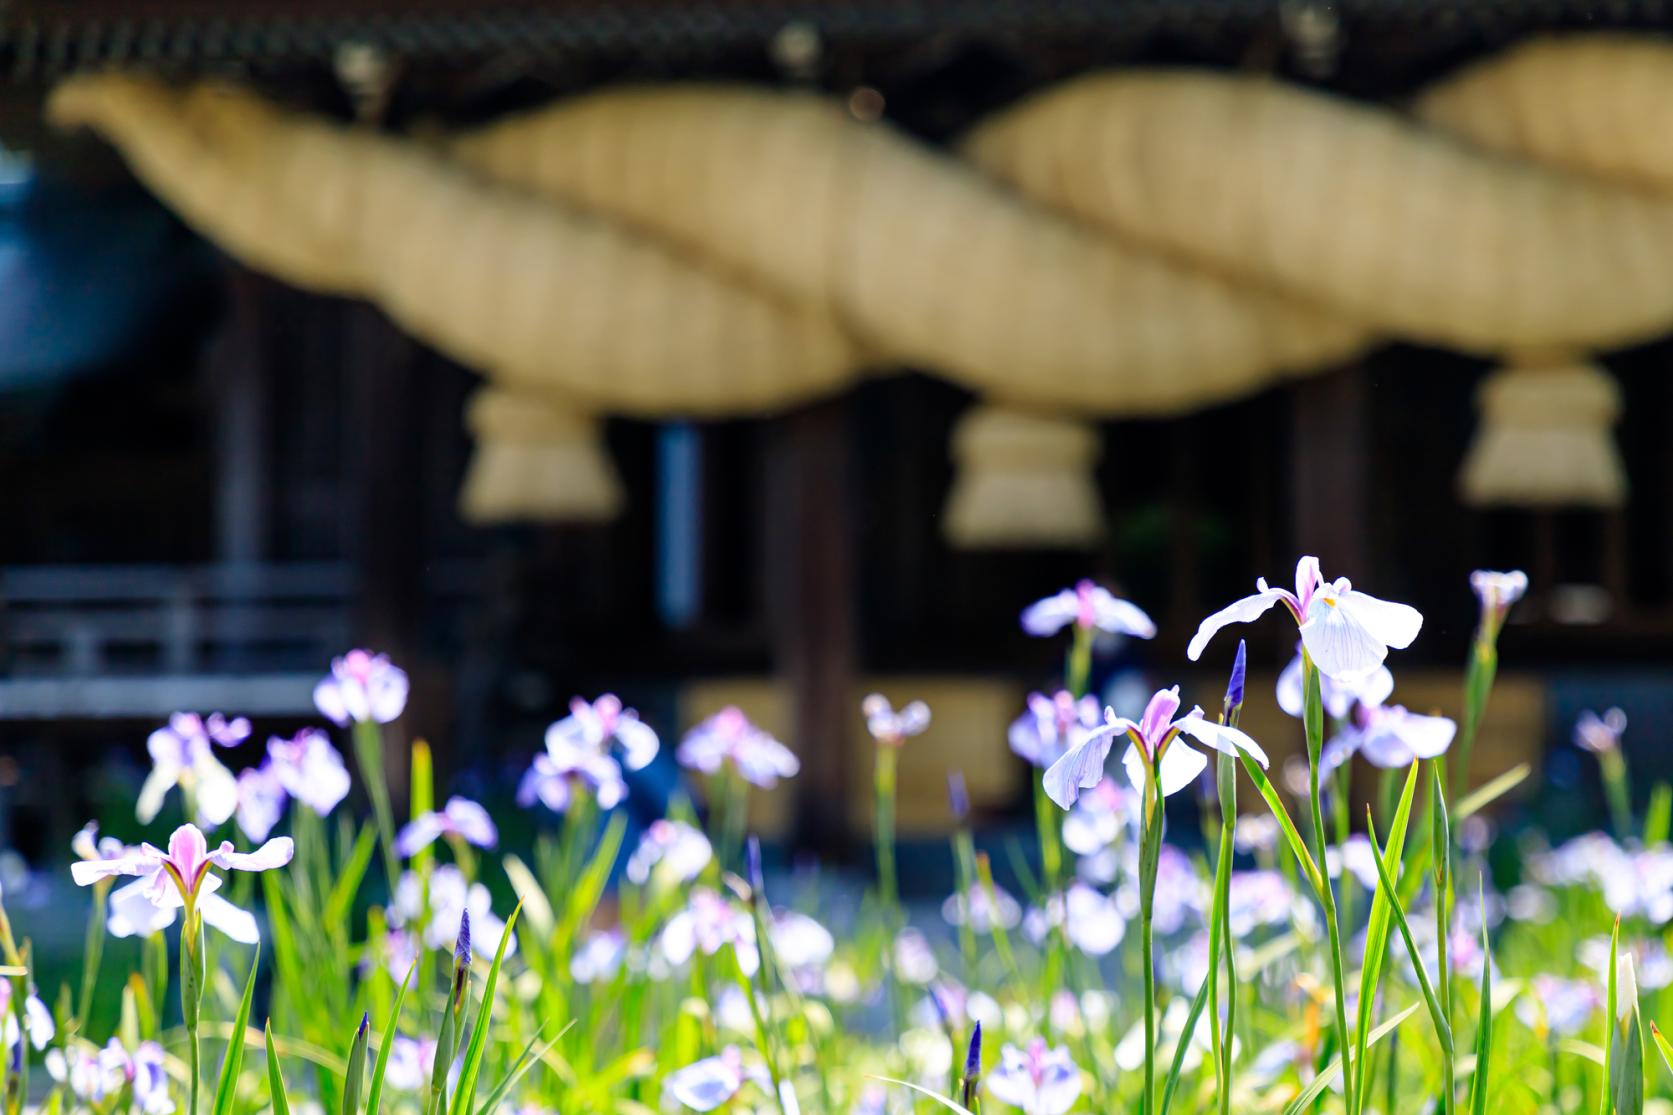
[1138,773,1163,1115]
[351,718,402,895]
[1211,748,1238,1115]
[717,770,750,874]
[1601,749,1634,839]
[76,881,110,1032]
[874,745,898,913]
[1065,625,1093,702]
[874,743,906,1039]
[1302,651,1354,1115]
[1452,637,1498,791]
[181,915,206,1115]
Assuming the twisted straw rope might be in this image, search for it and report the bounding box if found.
[45,36,1673,425]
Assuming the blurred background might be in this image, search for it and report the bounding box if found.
[0,0,1669,882]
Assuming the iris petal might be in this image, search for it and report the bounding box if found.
[1187,590,1290,662]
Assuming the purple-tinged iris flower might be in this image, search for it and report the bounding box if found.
[1024,883,1125,956]
[234,729,353,843]
[383,1035,445,1094]
[570,929,627,985]
[267,728,352,815]
[676,707,799,788]
[138,712,249,827]
[1233,814,1280,855]
[1061,778,1135,859]
[47,1039,169,1112]
[770,910,835,971]
[659,887,759,976]
[626,820,713,887]
[985,1038,1083,1115]
[1471,569,1528,637]
[1321,703,1456,771]
[390,865,515,958]
[72,823,293,944]
[1021,580,1156,640]
[235,763,289,844]
[517,731,628,814]
[942,883,1023,934]
[313,649,409,726]
[1043,687,1268,810]
[1325,835,1382,891]
[894,928,939,984]
[1225,870,1297,938]
[1010,691,1103,770]
[1516,975,1599,1038]
[1276,644,1394,721]
[863,695,931,747]
[0,978,54,1053]
[395,796,499,857]
[1576,708,1628,755]
[548,695,659,772]
[663,1046,771,1112]
[1188,556,1423,681]
[71,822,124,866]
[913,982,1003,1031]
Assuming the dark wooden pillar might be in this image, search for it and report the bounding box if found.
[1290,366,1371,577]
[208,267,275,565]
[765,399,857,858]
[342,302,425,796]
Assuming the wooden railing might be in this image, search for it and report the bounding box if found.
[0,562,353,719]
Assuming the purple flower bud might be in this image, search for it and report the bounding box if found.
[947,772,970,822]
[1224,639,1247,719]
[746,837,765,896]
[960,1024,983,1108]
[454,909,472,970]
[357,1011,369,1039]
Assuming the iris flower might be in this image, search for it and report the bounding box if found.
[1023,883,1125,956]
[47,1039,170,1113]
[942,883,1023,933]
[137,712,248,827]
[625,820,712,886]
[676,707,799,788]
[1188,556,1423,681]
[395,796,499,857]
[0,978,54,1053]
[1471,569,1528,632]
[659,887,758,976]
[663,1047,770,1112]
[1322,703,1456,771]
[547,695,659,772]
[1276,644,1393,720]
[235,763,288,843]
[518,736,627,814]
[235,729,354,842]
[267,728,353,815]
[390,865,515,958]
[862,695,931,747]
[313,649,409,726]
[1042,686,1268,810]
[1576,708,1628,755]
[1021,580,1156,639]
[1010,691,1103,770]
[984,1038,1083,1115]
[1516,975,1600,1038]
[72,823,294,944]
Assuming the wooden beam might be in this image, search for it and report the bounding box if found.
[207,266,274,566]
[341,301,424,798]
[1289,365,1371,578]
[764,399,857,859]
